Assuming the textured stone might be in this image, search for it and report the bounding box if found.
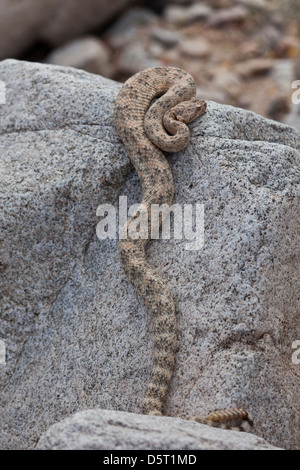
[45,36,113,77]
[36,409,281,450]
[106,7,159,49]
[184,3,213,22]
[207,6,248,26]
[212,69,241,98]
[0,60,300,450]
[235,58,275,77]
[252,24,284,56]
[236,0,272,9]
[150,28,181,48]
[118,42,161,75]
[163,5,190,25]
[0,0,134,60]
[179,38,211,58]
[164,3,212,26]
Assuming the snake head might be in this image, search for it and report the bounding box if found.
[171,98,207,124]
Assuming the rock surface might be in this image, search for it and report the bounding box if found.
[36,409,281,450]
[0,60,300,450]
[0,0,133,60]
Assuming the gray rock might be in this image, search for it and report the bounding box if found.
[183,2,213,23]
[36,409,282,450]
[118,42,162,75]
[150,28,182,48]
[236,0,272,10]
[207,6,248,26]
[164,3,212,26]
[1,59,300,450]
[235,58,275,77]
[178,38,211,58]
[106,7,159,49]
[252,24,284,56]
[45,36,113,78]
[212,69,241,98]
[0,0,134,60]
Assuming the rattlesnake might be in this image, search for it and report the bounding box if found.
[114,66,252,431]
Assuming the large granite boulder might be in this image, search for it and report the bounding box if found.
[0,59,299,449]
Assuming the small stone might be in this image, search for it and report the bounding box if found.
[106,7,159,48]
[207,0,238,6]
[118,42,161,75]
[150,28,181,48]
[212,70,242,98]
[207,6,248,26]
[148,43,164,59]
[178,38,211,58]
[45,36,113,77]
[183,3,213,23]
[163,5,188,25]
[235,58,275,77]
[252,24,283,56]
[236,0,271,9]
[164,3,212,26]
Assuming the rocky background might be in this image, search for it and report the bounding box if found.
[0,0,300,129]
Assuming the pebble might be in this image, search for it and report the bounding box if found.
[207,6,249,26]
[178,38,211,58]
[212,69,242,98]
[236,0,271,9]
[106,7,159,48]
[235,58,275,77]
[164,3,212,26]
[45,36,113,78]
[148,42,164,59]
[182,3,213,23]
[252,24,284,55]
[118,42,161,75]
[163,5,188,25]
[150,28,181,47]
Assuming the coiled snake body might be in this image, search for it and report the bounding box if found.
[114,66,252,431]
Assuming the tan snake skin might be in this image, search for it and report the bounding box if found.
[114,66,253,431]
